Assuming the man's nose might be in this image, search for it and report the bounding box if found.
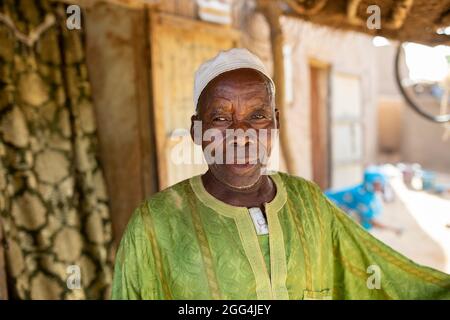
[233,133,250,147]
[231,117,250,131]
[229,121,255,146]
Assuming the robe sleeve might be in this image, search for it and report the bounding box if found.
[111,205,162,300]
[324,194,450,299]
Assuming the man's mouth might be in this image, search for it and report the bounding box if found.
[232,151,259,164]
[211,142,267,168]
[226,155,259,172]
[227,162,257,174]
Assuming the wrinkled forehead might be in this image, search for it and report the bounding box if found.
[198,69,272,113]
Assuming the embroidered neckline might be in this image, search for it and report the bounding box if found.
[189,172,289,300]
[189,172,287,217]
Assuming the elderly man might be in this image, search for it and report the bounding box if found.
[111,48,450,300]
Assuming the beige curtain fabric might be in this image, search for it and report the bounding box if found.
[0,0,113,299]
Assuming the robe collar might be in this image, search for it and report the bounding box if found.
[189,172,287,217]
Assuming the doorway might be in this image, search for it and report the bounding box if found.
[309,60,331,190]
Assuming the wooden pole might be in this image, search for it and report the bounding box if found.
[257,0,296,174]
[0,217,8,300]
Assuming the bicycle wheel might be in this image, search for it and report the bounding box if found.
[395,42,450,123]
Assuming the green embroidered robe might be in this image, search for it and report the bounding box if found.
[111,173,450,299]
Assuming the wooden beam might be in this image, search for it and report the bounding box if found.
[285,0,327,16]
[52,0,160,9]
[133,6,160,198]
[347,0,414,30]
[257,0,296,174]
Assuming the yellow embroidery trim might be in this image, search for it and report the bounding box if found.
[234,214,273,299]
[334,209,450,289]
[305,182,326,289]
[190,203,222,299]
[288,195,313,291]
[332,245,393,299]
[190,173,289,300]
[141,203,172,299]
[266,204,289,299]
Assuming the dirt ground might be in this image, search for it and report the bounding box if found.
[370,173,450,274]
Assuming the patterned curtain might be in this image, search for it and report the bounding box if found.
[0,0,113,299]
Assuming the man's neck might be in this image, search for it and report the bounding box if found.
[201,170,276,208]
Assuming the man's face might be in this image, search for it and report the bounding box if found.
[191,68,279,189]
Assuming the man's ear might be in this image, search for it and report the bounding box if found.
[190,114,202,145]
[274,108,280,129]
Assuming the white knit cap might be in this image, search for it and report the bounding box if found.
[193,48,275,112]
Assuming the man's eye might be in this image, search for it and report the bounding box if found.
[252,114,266,120]
[213,116,229,122]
